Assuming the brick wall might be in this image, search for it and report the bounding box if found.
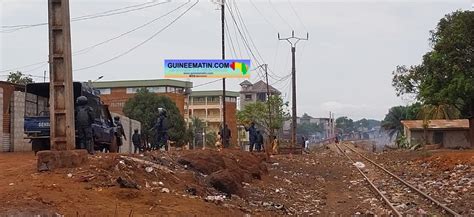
[11,91,30,151]
[0,88,4,152]
[111,112,141,154]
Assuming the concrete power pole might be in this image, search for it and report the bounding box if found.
[48,0,75,150]
[278,31,308,147]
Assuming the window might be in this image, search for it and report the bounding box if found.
[147,87,166,93]
[97,88,111,95]
[167,87,176,93]
[257,93,267,101]
[126,87,142,94]
[175,87,184,93]
[245,94,252,101]
[226,97,236,102]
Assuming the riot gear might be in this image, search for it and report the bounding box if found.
[76,96,88,106]
[75,96,95,154]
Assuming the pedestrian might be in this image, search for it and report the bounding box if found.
[255,130,264,152]
[220,124,231,148]
[245,122,257,152]
[215,132,223,151]
[305,139,310,150]
[152,108,169,151]
[132,129,141,154]
[75,96,95,155]
[114,116,126,152]
[301,136,306,148]
[271,135,279,155]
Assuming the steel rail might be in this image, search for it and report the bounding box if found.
[334,143,402,217]
[343,144,461,217]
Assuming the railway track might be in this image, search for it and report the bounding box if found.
[335,143,461,217]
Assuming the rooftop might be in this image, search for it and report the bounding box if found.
[92,79,193,89]
[239,80,281,94]
[191,90,239,98]
[401,119,469,130]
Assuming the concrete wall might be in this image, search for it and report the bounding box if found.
[11,91,30,151]
[409,130,470,149]
[111,112,141,154]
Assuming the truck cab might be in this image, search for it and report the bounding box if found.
[24,82,118,153]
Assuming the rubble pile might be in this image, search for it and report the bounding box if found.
[67,150,268,199]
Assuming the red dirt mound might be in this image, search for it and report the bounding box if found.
[178,149,268,196]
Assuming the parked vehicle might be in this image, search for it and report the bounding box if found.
[24,82,118,153]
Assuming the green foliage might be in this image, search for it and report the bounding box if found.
[237,96,290,134]
[392,10,474,118]
[354,118,381,130]
[396,135,421,150]
[123,88,187,146]
[7,71,33,85]
[297,122,324,137]
[205,132,217,147]
[336,116,355,134]
[381,103,422,138]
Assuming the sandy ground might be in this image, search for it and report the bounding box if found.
[0,144,472,216]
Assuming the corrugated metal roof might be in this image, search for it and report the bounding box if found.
[191,90,239,97]
[401,119,469,130]
[92,79,193,88]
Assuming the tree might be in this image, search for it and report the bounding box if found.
[392,11,474,146]
[237,96,290,135]
[188,117,205,148]
[381,103,421,140]
[7,71,33,85]
[123,88,187,146]
[336,116,355,134]
[297,122,323,137]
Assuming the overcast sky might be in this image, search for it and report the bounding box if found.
[1,0,472,120]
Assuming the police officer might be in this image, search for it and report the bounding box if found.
[114,116,126,152]
[75,96,95,154]
[152,108,169,151]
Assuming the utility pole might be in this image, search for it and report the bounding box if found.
[262,64,273,139]
[278,31,308,147]
[221,0,228,148]
[48,0,75,150]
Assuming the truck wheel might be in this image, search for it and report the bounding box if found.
[109,136,118,153]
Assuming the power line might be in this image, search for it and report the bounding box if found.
[287,0,308,32]
[74,0,199,72]
[226,1,283,82]
[74,1,191,56]
[268,0,292,31]
[231,0,284,81]
[1,0,170,33]
[2,2,188,72]
[0,61,47,73]
[248,0,278,32]
[193,78,222,88]
[224,17,238,59]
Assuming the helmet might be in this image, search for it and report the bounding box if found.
[76,96,88,105]
[158,108,167,116]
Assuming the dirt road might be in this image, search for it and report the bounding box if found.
[0,145,472,216]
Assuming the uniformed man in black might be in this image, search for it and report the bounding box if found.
[114,116,126,152]
[75,96,95,154]
[153,108,169,151]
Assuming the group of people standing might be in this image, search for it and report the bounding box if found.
[75,96,128,155]
[245,122,279,154]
